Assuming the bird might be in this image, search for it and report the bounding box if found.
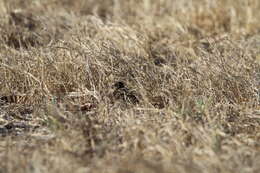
[112,81,139,105]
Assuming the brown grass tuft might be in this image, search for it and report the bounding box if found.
[0,0,259,173]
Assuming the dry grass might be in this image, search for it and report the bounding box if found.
[0,0,260,172]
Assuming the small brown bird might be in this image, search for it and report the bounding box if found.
[154,57,166,66]
[112,81,139,105]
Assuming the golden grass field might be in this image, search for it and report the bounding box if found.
[0,0,260,172]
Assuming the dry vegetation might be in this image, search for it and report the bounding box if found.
[0,0,260,172]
